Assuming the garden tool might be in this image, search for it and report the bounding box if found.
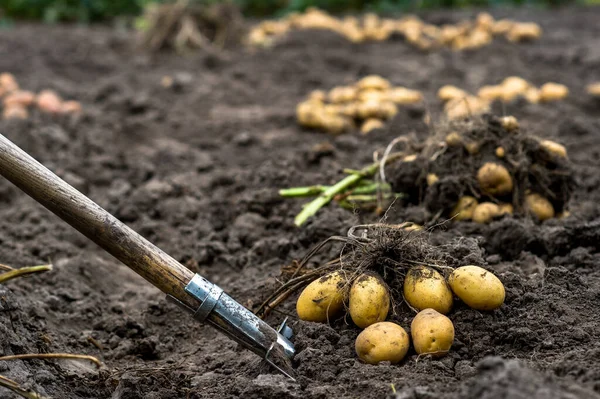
[0,133,295,379]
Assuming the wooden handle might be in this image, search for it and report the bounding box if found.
[0,133,198,309]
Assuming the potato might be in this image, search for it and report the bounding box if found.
[297,271,347,322]
[426,173,439,186]
[587,83,600,97]
[472,202,501,224]
[329,86,357,103]
[3,90,36,107]
[349,273,390,328]
[451,196,478,221]
[3,105,28,120]
[525,193,555,221]
[357,75,390,91]
[476,12,495,31]
[539,83,569,102]
[309,90,327,102]
[360,118,385,134]
[357,100,397,120]
[437,85,467,102]
[500,115,519,132]
[540,139,567,158]
[448,265,505,310]
[0,73,19,93]
[492,19,514,35]
[445,131,462,147]
[322,115,354,135]
[411,309,454,356]
[404,266,453,314]
[387,87,423,104]
[355,322,410,364]
[502,76,530,102]
[477,85,504,101]
[495,146,505,158]
[477,162,513,196]
[524,87,541,104]
[498,203,513,215]
[358,89,388,102]
[444,96,489,120]
[37,90,63,114]
[506,22,542,42]
[60,100,82,115]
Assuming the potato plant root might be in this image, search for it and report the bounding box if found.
[1,8,600,399]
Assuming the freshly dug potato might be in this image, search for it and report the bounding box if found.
[448,265,505,310]
[37,90,63,114]
[411,309,454,356]
[477,162,513,196]
[451,196,478,221]
[3,90,36,107]
[539,83,569,102]
[426,173,439,186]
[437,85,467,102]
[498,203,514,215]
[355,322,410,364]
[525,193,555,221]
[540,140,567,158]
[349,273,390,328]
[502,76,530,102]
[61,100,82,115]
[506,22,542,42]
[524,87,541,104]
[492,19,514,35]
[444,96,489,120]
[309,90,327,102]
[357,75,391,91]
[587,83,600,97]
[297,271,347,322]
[500,115,519,132]
[329,86,357,103]
[445,131,462,147]
[472,202,501,224]
[360,118,385,134]
[404,266,453,314]
[3,105,28,120]
[495,147,505,158]
[321,115,354,135]
[476,12,495,31]
[477,85,504,101]
[357,100,397,120]
[387,87,423,104]
[0,73,19,93]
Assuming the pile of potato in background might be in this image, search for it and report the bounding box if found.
[296,75,422,135]
[439,77,569,120]
[249,8,541,51]
[297,260,504,364]
[0,73,81,121]
[386,114,574,224]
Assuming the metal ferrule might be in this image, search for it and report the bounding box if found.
[169,274,295,378]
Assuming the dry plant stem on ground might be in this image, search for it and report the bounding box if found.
[0,375,48,399]
[0,264,53,284]
[0,353,102,368]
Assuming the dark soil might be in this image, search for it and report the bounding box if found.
[1,7,600,399]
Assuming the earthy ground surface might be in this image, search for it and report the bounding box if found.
[1,6,600,399]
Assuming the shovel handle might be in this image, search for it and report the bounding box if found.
[0,133,198,309]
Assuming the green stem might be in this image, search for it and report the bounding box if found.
[294,153,403,226]
[0,265,53,284]
[278,185,328,198]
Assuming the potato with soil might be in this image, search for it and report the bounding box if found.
[349,273,390,328]
[525,193,555,221]
[297,271,347,322]
[477,162,513,196]
[404,266,453,314]
[451,196,478,221]
[448,265,505,310]
[411,309,454,356]
[355,322,410,364]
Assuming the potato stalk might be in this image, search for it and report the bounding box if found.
[0,375,49,399]
[0,264,52,284]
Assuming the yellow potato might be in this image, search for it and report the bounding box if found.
[524,87,541,104]
[502,76,531,102]
[349,273,390,328]
[357,75,391,91]
[477,85,504,101]
[309,90,327,102]
[437,85,467,102]
[411,309,454,356]
[297,271,347,322]
[451,196,478,221]
[540,140,567,158]
[472,202,501,224]
[360,118,385,134]
[387,87,423,104]
[403,266,453,314]
[525,193,555,221]
[500,115,519,132]
[506,22,542,42]
[448,265,505,310]
[492,19,514,35]
[0,73,19,92]
[328,86,358,103]
[498,203,514,215]
[476,12,495,31]
[445,132,462,147]
[36,90,63,114]
[477,162,513,196]
[539,83,569,102]
[355,322,410,364]
[426,173,439,186]
[444,96,490,120]
[495,147,505,158]
[464,140,481,155]
[587,83,600,97]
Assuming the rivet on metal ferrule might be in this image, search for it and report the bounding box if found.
[184,274,224,322]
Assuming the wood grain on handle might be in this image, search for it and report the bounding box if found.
[0,134,198,309]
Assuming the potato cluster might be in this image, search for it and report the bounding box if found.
[0,73,82,121]
[296,75,422,135]
[297,264,505,364]
[249,8,541,51]
[439,77,569,120]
